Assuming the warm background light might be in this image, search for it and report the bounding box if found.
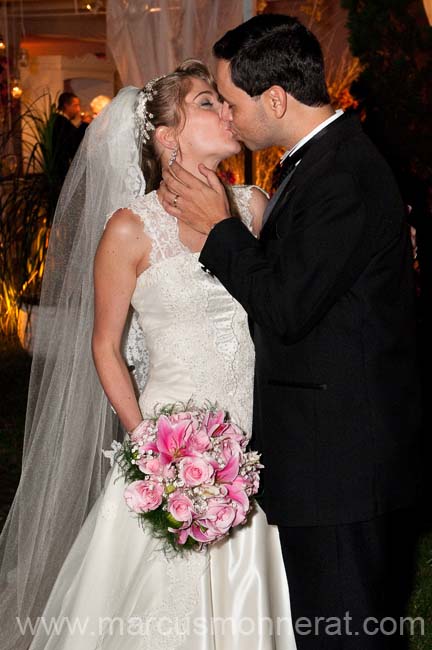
[11,80,23,99]
[90,94,111,116]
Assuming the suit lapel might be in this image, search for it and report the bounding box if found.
[260,114,363,239]
[261,176,297,237]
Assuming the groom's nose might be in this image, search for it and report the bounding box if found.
[221,101,232,123]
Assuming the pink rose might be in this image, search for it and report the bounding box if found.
[168,492,195,524]
[219,436,241,463]
[189,500,239,544]
[138,457,163,475]
[138,457,176,481]
[188,427,211,454]
[178,456,214,487]
[124,480,164,513]
[129,420,153,444]
[205,500,237,535]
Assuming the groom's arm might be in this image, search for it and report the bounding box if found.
[158,160,400,343]
[200,171,382,343]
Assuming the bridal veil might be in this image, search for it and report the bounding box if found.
[0,86,148,649]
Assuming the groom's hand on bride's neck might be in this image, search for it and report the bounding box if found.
[160,161,232,236]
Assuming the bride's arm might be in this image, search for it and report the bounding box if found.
[92,209,150,432]
[248,185,269,237]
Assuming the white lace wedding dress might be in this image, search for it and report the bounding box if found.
[28,186,296,650]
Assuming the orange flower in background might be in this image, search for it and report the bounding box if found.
[336,88,359,111]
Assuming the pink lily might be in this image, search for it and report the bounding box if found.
[215,454,240,483]
[189,521,219,543]
[167,525,191,545]
[156,415,193,465]
[203,410,227,437]
[225,476,250,514]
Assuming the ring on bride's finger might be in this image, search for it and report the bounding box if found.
[173,194,179,208]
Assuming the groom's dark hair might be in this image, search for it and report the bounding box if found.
[213,14,330,107]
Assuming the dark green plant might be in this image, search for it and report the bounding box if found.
[21,94,63,220]
[341,0,432,181]
[0,93,58,336]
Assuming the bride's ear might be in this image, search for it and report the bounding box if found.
[154,125,177,153]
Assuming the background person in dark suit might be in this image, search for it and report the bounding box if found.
[160,14,422,649]
[52,92,89,183]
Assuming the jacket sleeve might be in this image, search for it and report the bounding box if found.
[199,172,378,343]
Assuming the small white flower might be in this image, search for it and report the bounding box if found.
[102,440,123,467]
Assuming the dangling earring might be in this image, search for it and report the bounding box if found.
[168,147,178,166]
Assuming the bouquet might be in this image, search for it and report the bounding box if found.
[111,402,262,552]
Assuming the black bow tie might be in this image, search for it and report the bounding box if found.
[271,141,313,189]
[277,149,303,182]
[272,112,349,188]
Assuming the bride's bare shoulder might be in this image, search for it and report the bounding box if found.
[103,207,144,240]
[97,206,152,270]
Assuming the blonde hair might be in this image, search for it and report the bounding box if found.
[141,59,216,193]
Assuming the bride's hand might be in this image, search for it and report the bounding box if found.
[159,161,232,235]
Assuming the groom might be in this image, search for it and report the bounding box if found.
[160,14,421,649]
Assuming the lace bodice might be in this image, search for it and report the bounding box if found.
[25,186,296,650]
[127,186,257,433]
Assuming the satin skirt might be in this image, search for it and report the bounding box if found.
[28,464,296,650]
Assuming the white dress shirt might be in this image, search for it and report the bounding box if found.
[280,109,344,165]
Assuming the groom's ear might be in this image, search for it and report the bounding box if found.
[155,125,177,151]
[262,86,287,119]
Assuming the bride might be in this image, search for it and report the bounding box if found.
[0,60,296,649]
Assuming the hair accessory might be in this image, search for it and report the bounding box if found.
[134,76,165,141]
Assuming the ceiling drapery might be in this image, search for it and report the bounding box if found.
[106,0,245,87]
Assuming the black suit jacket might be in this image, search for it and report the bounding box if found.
[200,115,422,526]
[52,114,87,181]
